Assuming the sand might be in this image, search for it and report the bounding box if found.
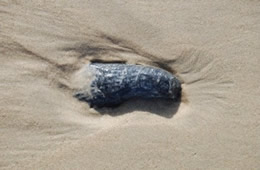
[0,0,259,169]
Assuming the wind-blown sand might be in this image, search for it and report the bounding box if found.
[0,0,259,169]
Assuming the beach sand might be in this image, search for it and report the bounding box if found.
[0,0,259,169]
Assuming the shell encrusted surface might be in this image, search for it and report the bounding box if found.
[74,63,181,107]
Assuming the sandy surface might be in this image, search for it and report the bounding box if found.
[0,0,260,169]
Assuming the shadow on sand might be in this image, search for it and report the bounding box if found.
[93,96,181,119]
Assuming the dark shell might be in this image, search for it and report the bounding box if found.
[74,63,181,108]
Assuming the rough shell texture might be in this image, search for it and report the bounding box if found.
[74,63,181,107]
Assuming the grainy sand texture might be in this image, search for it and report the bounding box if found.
[0,0,260,169]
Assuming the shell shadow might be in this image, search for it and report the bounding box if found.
[93,96,181,118]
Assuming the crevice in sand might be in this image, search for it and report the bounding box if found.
[62,32,179,75]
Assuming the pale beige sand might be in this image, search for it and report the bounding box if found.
[0,0,260,169]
